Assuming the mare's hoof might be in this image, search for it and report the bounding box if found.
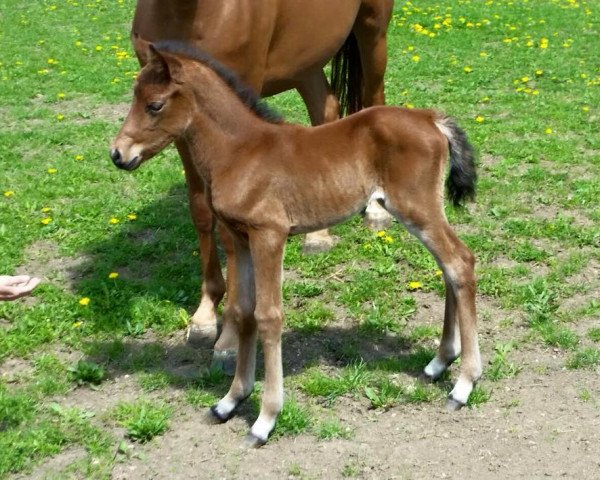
[302,235,338,255]
[186,323,217,349]
[243,433,267,449]
[204,405,231,425]
[363,212,393,231]
[211,349,237,376]
[446,396,465,412]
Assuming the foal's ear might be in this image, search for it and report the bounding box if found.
[147,44,183,83]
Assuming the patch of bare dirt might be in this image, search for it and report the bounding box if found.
[13,447,88,480]
[0,357,32,384]
[106,348,600,480]
[15,240,93,293]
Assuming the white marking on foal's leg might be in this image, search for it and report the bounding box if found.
[448,376,474,410]
[211,395,239,421]
[424,356,450,380]
[364,187,393,230]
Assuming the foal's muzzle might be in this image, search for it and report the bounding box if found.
[110,149,140,171]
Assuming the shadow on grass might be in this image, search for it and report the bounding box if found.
[71,181,446,426]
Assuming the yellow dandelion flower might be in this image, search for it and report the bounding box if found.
[384,235,394,244]
[55,113,65,121]
[411,55,420,62]
[535,69,544,76]
[127,213,137,221]
[78,297,90,306]
[475,116,485,123]
[545,127,553,134]
[47,168,57,174]
[521,76,530,82]
[479,51,488,57]
[72,321,83,328]
[463,66,473,73]
[38,68,49,75]
[377,230,386,238]
[47,58,58,65]
[108,272,119,279]
[435,269,443,277]
[582,105,590,112]
[3,190,14,197]
[405,103,415,109]
[95,45,103,52]
[41,217,52,225]
[75,154,84,161]
[540,38,549,49]
[41,207,51,213]
[57,92,66,99]
[532,90,540,95]
[109,217,120,224]
[408,281,423,290]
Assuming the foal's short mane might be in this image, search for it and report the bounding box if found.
[153,41,283,124]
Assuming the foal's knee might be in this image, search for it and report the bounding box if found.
[254,306,283,340]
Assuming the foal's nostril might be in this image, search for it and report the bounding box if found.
[110,149,122,166]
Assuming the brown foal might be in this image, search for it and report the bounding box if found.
[110,43,482,447]
[131,0,393,361]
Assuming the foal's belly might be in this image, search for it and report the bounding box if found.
[286,189,374,235]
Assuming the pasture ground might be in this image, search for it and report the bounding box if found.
[1,0,599,478]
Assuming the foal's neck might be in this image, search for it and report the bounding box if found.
[182,63,273,176]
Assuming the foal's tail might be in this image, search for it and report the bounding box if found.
[434,115,477,207]
[331,32,363,117]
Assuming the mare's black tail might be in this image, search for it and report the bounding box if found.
[330,32,363,116]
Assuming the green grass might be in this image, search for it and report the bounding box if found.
[0,0,599,474]
[112,400,172,443]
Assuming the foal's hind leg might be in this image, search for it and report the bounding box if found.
[423,277,461,380]
[296,71,341,254]
[178,141,226,348]
[389,203,481,408]
[354,0,394,230]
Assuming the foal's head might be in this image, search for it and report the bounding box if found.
[110,44,194,171]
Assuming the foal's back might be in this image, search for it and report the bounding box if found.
[215,107,448,234]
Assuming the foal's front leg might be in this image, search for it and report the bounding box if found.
[208,236,257,422]
[246,229,287,447]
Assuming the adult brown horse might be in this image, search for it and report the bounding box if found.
[130,0,394,368]
[111,41,480,446]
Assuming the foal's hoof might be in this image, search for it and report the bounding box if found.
[243,433,267,449]
[446,396,466,412]
[186,323,217,349]
[211,349,237,376]
[363,212,393,231]
[302,234,338,254]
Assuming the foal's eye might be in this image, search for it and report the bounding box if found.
[147,101,164,114]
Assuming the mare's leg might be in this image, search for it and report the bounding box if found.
[207,233,257,422]
[296,71,340,254]
[354,0,394,230]
[386,198,481,408]
[177,140,226,347]
[245,229,288,447]
[212,224,240,374]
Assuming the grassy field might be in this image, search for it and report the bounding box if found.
[0,0,599,478]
